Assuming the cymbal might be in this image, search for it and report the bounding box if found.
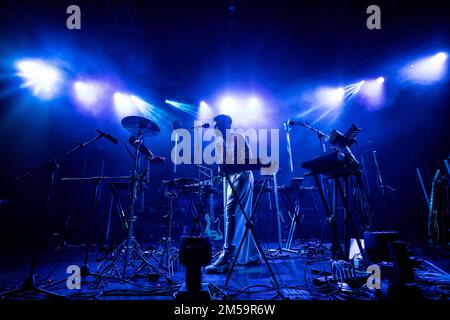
[121,116,160,137]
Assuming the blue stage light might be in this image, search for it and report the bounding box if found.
[435,52,447,62]
[165,99,197,116]
[198,100,212,119]
[113,92,138,118]
[15,59,64,100]
[216,94,266,126]
[298,82,363,124]
[248,96,260,108]
[218,96,236,114]
[359,77,385,110]
[400,52,448,84]
[353,81,365,94]
[130,95,158,116]
[73,81,106,108]
[376,77,385,84]
[316,87,345,109]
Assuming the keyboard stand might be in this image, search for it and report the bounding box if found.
[311,173,367,261]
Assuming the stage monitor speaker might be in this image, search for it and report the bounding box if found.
[363,231,399,263]
[176,236,212,300]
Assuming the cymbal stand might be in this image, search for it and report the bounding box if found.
[97,130,168,282]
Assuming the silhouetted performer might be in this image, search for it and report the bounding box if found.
[205,114,261,274]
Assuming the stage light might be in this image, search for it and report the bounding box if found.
[435,52,447,62]
[198,100,212,119]
[219,96,236,112]
[400,52,448,84]
[248,96,260,108]
[165,99,197,116]
[336,88,345,97]
[73,81,105,108]
[215,94,267,126]
[316,87,345,109]
[352,81,365,94]
[299,82,364,123]
[15,59,64,100]
[217,96,239,118]
[113,92,137,118]
[130,94,158,117]
[359,77,385,109]
[131,95,147,107]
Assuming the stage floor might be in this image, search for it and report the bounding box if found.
[1,241,449,300]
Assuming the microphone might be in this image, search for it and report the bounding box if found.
[189,123,210,129]
[287,120,307,126]
[96,129,118,144]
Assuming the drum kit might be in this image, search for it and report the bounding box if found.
[0,113,228,300]
[1,111,372,300]
[69,116,221,283]
[56,115,284,289]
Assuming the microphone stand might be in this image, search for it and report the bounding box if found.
[1,132,109,299]
[172,121,182,178]
[296,122,332,214]
[372,151,384,196]
[372,151,397,229]
[299,122,329,153]
[173,131,178,176]
[283,122,294,173]
[284,121,329,172]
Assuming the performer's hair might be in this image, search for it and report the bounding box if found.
[213,114,232,126]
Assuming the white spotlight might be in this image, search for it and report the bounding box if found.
[113,92,137,118]
[15,59,64,100]
[435,52,448,62]
[74,81,105,107]
[248,96,260,107]
[401,52,448,84]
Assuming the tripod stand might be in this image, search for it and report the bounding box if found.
[156,182,179,278]
[97,125,169,282]
[1,132,112,299]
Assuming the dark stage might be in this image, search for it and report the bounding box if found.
[0,0,449,312]
[1,241,449,301]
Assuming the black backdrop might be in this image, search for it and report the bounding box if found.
[0,0,449,249]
